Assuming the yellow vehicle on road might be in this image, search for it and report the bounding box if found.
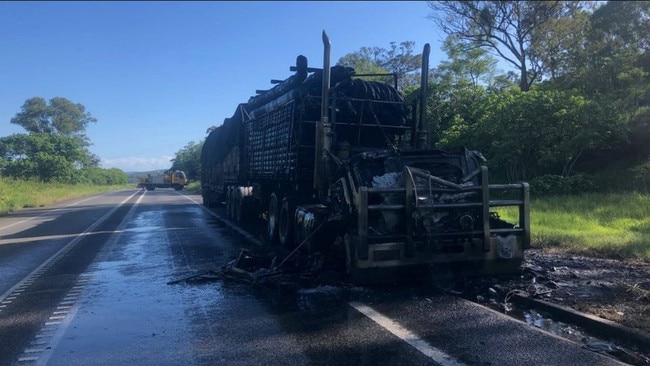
[138,170,188,191]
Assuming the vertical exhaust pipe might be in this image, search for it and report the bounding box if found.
[314,30,331,196]
[416,43,430,149]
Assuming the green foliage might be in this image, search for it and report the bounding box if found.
[170,140,203,181]
[337,41,423,90]
[427,1,569,91]
[79,167,128,185]
[0,133,86,182]
[630,159,650,193]
[2,97,108,184]
[10,96,97,140]
[529,174,598,196]
[437,88,626,182]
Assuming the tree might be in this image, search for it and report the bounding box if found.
[170,140,204,181]
[427,1,568,91]
[0,133,87,182]
[418,36,500,145]
[2,97,107,183]
[438,89,626,181]
[10,97,97,142]
[337,41,423,90]
[528,3,593,81]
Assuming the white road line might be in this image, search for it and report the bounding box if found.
[0,190,141,302]
[26,190,146,366]
[0,191,128,233]
[349,301,466,366]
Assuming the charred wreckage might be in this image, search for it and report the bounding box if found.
[200,31,530,284]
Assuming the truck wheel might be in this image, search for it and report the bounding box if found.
[236,187,252,223]
[267,193,280,243]
[233,188,242,222]
[229,188,239,220]
[278,196,295,248]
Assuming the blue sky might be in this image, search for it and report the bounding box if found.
[0,1,450,172]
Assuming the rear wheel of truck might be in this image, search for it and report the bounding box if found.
[278,196,295,248]
[267,193,280,243]
[236,187,252,223]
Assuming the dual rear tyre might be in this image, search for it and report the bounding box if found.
[267,192,294,248]
[226,186,253,222]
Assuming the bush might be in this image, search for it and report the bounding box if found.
[530,174,598,196]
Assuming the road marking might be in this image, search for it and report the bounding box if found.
[0,191,128,233]
[0,190,141,303]
[349,301,466,366]
[13,191,144,366]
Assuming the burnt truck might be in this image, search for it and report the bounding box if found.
[201,31,530,282]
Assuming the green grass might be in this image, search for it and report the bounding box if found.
[184,181,201,194]
[0,177,131,216]
[495,192,650,260]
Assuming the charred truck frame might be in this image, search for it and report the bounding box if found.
[201,31,530,282]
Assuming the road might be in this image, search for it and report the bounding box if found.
[0,189,626,366]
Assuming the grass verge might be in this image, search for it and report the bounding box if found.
[0,177,132,216]
[496,192,650,260]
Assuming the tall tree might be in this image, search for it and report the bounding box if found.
[422,35,500,145]
[2,97,103,182]
[11,97,97,142]
[427,1,568,91]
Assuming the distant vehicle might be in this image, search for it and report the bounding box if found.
[138,170,188,191]
[201,31,530,283]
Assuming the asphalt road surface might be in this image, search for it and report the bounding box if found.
[0,189,626,365]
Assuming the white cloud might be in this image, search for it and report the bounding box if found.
[100,156,174,172]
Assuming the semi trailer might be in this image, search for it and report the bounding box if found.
[201,31,530,282]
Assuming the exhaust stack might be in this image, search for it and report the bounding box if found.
[314,30,331,196]
[416,43,430,149]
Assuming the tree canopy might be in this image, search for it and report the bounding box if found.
[337,41,423,90]
[11,97,97,141]
[170,140,203,181]
[1,96,126,184]
[427,1,570,91]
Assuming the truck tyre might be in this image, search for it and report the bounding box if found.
[202,192,211,207]
[233,188,242,222]
[236,187,252,223]
[278,196,295,248]
[229,188,238,219]
[267,193,280,243]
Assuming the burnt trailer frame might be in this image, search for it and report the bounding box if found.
[201,31,531,282]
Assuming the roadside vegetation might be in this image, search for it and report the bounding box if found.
[0,177,130,216]
[496,192,650,260]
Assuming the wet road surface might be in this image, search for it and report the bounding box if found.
[0,189,627,365]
